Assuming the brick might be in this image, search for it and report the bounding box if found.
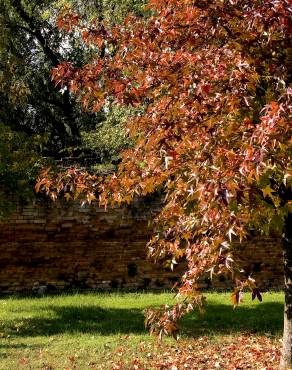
[0,197,284,293]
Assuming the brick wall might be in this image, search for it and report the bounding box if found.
[0,196,283,293]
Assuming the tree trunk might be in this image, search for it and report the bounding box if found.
[280,212,292,369]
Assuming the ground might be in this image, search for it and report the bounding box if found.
[0,292,283,369]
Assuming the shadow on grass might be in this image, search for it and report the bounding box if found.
[4,306,145,338]
[2,301,283,339]
[0,343,40,349]
[181,302,283,337]
[0,343,42,360]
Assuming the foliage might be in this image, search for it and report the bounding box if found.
[0,0,146,208]
[0,0,80,151]
[81,105,135,172]
[64,0,147,24]
[0,124,42,217]
[37,0,291,339]
[0,0,146,156]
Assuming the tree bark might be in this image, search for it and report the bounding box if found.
[280,212,292,369]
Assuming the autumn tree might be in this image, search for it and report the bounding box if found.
[37,0,292,367]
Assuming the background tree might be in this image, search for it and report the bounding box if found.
[0,0,145,156]
[0,0,82,152]
[37,0,291,367]
[0,0,146,208]
[0,124,43,218]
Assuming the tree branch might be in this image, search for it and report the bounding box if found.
[11,0,60,66]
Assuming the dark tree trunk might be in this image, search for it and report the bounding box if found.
[280,212,292,369]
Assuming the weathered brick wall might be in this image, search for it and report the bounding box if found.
[208,237,283,290]
[0,196,283,293]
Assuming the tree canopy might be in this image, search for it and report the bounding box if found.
[0,0,146,206]
[36,0,291,366]
[0,0,146,156]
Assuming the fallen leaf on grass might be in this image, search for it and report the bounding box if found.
[19,357,29,365]
[107,335,281,369]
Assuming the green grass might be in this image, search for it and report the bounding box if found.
[0,291,284,369]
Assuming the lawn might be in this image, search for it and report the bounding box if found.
[0,291,283,369]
